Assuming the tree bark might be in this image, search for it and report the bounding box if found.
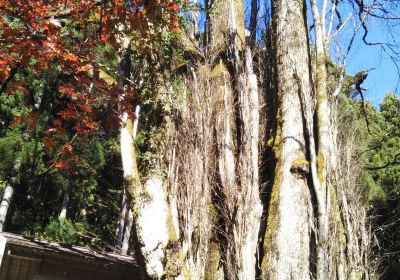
[113,0,373,278]
[234,46,263,279]
[205,1,263,278]
[249,0,258,45]
[0,184,14,232]
[261,0,313,278]
[0,160,21,232]
[115,105,140,252]
[310,1,333,278]
[59,180,70,219]
[121,208,133,255]
[115,187,129,249]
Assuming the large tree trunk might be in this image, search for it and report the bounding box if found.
[123,0,263,278]
[118,0,374,278]
[124,0,264,277]
[117,43,178,278]
[234,46,263,279]
[261,0,313,278]
[119,112,172,279]
[205,0,263,278]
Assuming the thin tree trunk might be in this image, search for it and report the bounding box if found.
[114,187,128,249]
[59,180,70,219]
[0,184,14,232]
[310,1,331,278]
[249,0,258,45]
[0,160,21,232]
[190,0,200,40]
[115,105,140,252]
[234,46,263,279]
[121,208,133,255]
[132,105,140,140]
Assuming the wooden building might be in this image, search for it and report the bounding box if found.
[0,232,141,280]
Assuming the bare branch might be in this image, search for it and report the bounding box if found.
[367,152,400,171]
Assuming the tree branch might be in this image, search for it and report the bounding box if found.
[367,152,400,170]
[38,133,78,176]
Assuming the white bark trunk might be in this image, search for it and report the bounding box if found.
[120,112,136,180]
[234,46,263,280]
[262,0,313,278]
[119,111,144,258]
[120,112,172,277]
[268,96,311,280]
[310,1,331,278]
[135,177,170,279]
[0,160,20,232]
[0,185,14,232]
[132,105,140,140]
[115,105,139,251]
[191,0,200,40]
[59,182,70,219]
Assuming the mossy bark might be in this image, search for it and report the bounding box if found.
[310,2,333,278]
[163,1,263,278]
[115,1,373,278]
[261,0,313,278]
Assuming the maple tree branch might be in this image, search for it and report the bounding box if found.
[41,1,105,20]
[38,133,78,176]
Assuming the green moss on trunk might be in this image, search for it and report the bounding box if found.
[205,242,222,280]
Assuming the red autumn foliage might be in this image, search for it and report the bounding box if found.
[0,0,183,170]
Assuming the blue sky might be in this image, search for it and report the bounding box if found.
[347,45,399,107]
[312,0,400,107]
[345,27,399,107]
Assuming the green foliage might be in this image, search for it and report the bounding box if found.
[40,218,92,246]
[0,0,185,253]
[0,131,21,179]
[340,91,400,277]
[42,218,79,245]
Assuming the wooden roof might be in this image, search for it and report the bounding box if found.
[0,232,141,280]
[1,232,136,267]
